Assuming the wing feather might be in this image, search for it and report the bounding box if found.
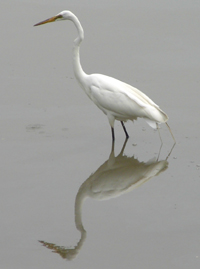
[88,74,168,123]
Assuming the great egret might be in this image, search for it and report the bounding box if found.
[34,10,175,142]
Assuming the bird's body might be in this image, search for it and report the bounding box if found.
[34,10,175,142]
[79,73,168,128]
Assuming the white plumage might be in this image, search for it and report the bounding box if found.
[87,74,168,128]
[34,10,175,142]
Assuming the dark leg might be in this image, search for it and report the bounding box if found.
[111,127,115,142]
[121,121,129,139]
[119,137,128,156]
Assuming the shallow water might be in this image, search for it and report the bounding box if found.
[1,1,200,268]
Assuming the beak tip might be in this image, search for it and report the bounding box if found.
[33,22,39,27]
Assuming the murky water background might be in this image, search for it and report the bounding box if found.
[1,1,200,268]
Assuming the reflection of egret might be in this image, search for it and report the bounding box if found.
[39,140,172,260]
[34,10,175,142]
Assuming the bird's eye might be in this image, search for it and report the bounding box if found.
[56,15,63,20]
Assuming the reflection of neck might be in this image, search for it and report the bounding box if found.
[39,185,87,261]
[75,183,88,233]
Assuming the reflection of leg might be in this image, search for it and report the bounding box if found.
[119,137,129,156]
[111,127,115,142]
[156,141,163,161]
[166,142,176,160]
[121,121,129,139]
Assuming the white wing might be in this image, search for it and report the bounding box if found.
[87,74,168,124]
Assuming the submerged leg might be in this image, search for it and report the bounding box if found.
[165,122,176,143]
[121,121,129,139]
[111,127,115,142]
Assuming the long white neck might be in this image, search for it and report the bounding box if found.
[70,14,87,86]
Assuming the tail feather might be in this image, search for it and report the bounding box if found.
[144,105,168,126]
[145,119,157,129]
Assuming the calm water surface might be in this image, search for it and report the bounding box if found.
[1,1,200,268]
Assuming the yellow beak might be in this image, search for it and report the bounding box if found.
[34,15,62,26]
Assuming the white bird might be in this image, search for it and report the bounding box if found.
[34,10,175,142]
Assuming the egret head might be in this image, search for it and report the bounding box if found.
[34,10,73,26]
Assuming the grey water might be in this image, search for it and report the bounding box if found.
[1,1,200,268]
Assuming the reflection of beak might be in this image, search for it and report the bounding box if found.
[34,15,62,26]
